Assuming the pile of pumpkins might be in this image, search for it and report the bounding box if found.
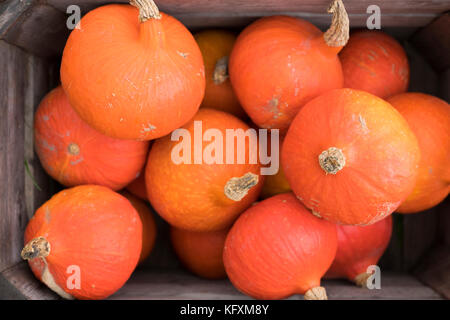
[22,0,449,300]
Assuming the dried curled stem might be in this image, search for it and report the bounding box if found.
[323,0,349,47]
[354,272,372,288]
[130,0,161,22]
[304,286,328,300]
[224,172,259,201]
[68,143,80,155]
[319,147,346,175]
[213,56,229,84]
[21,237,50,260]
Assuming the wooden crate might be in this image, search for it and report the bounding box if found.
[0,0,449,300]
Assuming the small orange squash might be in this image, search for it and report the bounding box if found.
[282,89,421,225]
[22,185,142,300]
[61,0,205,140]
[387,93,450,213]
[122,191,157,264]
[325,215,392,287]
[340,30,409,99]
[223,193,337,300]
[171,227,228,279]
[229,0,349,132]
[195,29,246,119]
[146,108,264,231]
[260,134,291,199]
[34,86,149,190]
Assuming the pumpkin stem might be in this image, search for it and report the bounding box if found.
[323,0,349,48]
[213,56,229,85]
[304,286,328,300]
[21,237,50,260]
[67,143,80,155]
[224,172,259,201]
[354,272,372,288]
[319,147,346,175]
[130,0,161,22]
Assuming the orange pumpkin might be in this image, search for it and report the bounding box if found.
[126,168,148,201]
[387,93,450,213]
[282,89,421,225]
[34,86,149,190]
[122,191,157,264]
[229,0,348,132]
[223,193,337,300]
[61,0,205,140]
[171,227,228,279]
[195,29,246,119]
[146,108,264,231]
[325,215,392,287]
[260,133,291,199]
[260,166,291,199]
[340,30,409,99]
[22,185,142,300]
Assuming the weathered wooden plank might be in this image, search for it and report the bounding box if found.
[403,209,439,271]
[24,55,58,220]
[411,13,450,71]
[46,0,450,14]
[0,0,33,36]
[0,262,59,300]
[109,269,442,300]
[0,40,29,272]
[2,3,69,57]
[414,246,450,299]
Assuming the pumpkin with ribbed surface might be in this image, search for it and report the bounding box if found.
[146,108,263,231]
[325,215,392,287]
[195,29,246,119]
[61,0,205,140]
[340,30,409,99]
[223,193,337,300]
[171,227,228,279]
[388,93,450,213]
[22,185,142,300]
[34,86,149,190]
[229,0,348,132]
[282,88,421,225]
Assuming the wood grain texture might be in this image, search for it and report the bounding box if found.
[44,0,446,28]
[24,56,59,220]
[414,246,450,299]
[109,269,442,300]
[46,0,450,14]
[0,0,33,36]
[411,13,450,71]
[0,40,29,272]
[0,262,59,300]
[1,3,69,57]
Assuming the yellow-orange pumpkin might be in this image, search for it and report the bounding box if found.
[388,93,450,213]
[195,29,246,119]
[61,0,205,140]
[171,227,228,279]
[34,86,149,190]
[146,108,264,231]
[282,89,421,225]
